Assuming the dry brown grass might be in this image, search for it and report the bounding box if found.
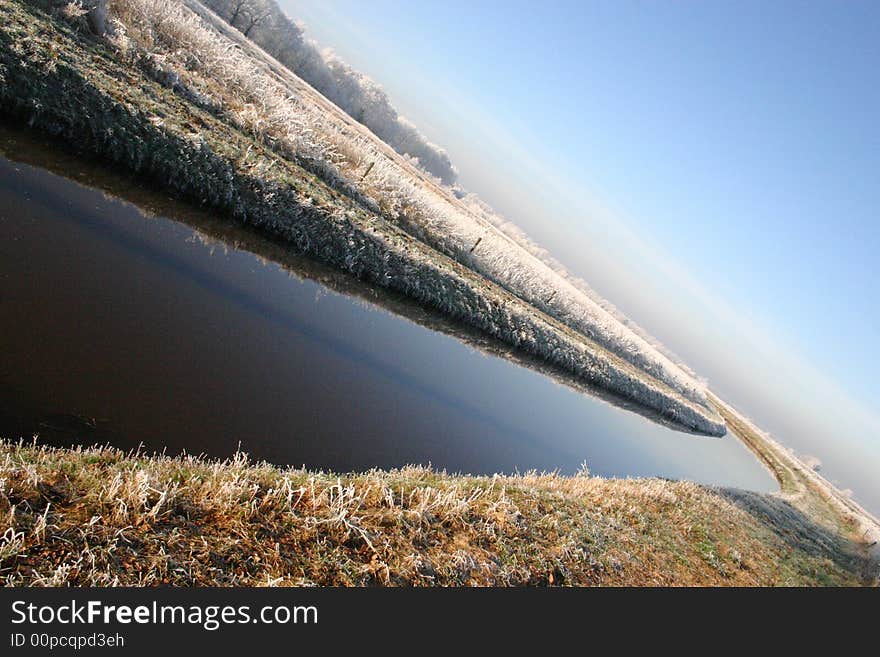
[0,441,871,586]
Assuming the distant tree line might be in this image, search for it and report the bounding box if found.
[202,0,458,184]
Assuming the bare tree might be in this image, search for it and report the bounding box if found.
[204,0,458,183]
[220,0,271,38]
[226,0,248,25]
[240,6,271,37]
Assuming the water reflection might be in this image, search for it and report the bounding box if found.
[0,123,776,490]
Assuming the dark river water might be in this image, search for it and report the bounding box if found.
[0,128,776,490]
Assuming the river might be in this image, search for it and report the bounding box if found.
[0,125,776,490]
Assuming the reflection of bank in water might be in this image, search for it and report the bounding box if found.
[0,122,720,439]
[0,128,778,489]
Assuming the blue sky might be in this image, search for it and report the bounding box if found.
[283,1,880,510]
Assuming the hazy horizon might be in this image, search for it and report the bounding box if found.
[281,0,880,514]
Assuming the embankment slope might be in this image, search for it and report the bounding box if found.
[0,0,722,434]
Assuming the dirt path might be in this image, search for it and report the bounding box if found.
[711,394,880,584]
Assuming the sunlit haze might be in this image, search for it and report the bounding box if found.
[283,0,880,512]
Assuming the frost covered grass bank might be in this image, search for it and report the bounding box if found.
[184,0,708,407]
[0,0,724,433]
[0,440,874,586]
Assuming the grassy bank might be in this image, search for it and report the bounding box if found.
[0,440,873,586]
[0,0,724,434]
[712,397,880,562]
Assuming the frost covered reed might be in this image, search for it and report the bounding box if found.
[102,0,710,408]
[3,0,722,431]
